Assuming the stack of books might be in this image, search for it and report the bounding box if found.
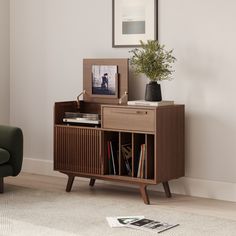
[127,100,174,107]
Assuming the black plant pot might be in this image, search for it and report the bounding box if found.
[145,82,162,101]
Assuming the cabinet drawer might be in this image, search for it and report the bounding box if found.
[102,107,155,132]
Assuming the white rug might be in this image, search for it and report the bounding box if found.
[1,183,236,236]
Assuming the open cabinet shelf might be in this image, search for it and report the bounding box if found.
[103,131,155,180]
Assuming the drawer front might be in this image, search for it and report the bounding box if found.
[102,107,155,132]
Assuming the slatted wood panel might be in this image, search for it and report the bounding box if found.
[54,126,102,175]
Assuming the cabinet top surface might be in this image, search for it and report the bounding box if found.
[101,104,184,110]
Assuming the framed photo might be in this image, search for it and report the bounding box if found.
[112,0,158,47]
[83,59,129,104]
[92,65,118,97]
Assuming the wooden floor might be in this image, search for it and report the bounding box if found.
[5,172,236,221]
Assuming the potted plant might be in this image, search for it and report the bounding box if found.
[129,40,176,101]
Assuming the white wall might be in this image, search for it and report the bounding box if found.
[0,0,10,124]
[159,0,236,183]
[10,0,129,162]
[10,0,236,200]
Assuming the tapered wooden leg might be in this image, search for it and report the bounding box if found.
[139,184,150,204]
[0,177,4,193]
[89,178,96,187]
[66,175,75,192]
[163,181,172,198]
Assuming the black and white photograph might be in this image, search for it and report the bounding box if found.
[92,65,118,96]
[106,216,145,228]
[128,218,179,233]
[106,216,178,234]
[112,0,158,47]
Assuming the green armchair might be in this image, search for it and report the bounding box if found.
[0,125,23,193]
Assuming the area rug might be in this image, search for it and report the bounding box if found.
[1,183,236,236]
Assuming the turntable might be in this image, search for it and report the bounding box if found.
[63,112,101,125]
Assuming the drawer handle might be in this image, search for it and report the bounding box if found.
[113,110,148,115]
[136,111,148,115]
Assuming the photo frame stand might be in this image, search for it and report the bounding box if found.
[83,58,129,105]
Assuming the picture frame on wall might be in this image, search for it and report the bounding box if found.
[112,0,158,48]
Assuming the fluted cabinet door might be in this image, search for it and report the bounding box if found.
[54,126,102,175]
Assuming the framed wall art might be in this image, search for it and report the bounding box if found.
[112,0,158,47]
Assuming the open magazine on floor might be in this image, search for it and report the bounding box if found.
[106,216,145,228]
[106,216,179,233]
[127,218,179,234]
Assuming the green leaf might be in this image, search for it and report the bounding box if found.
[129,40,176,81]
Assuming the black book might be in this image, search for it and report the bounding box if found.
[134,144,142,177]
[107,141,112,174]
[110,141,118,175]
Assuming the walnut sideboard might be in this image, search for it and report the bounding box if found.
[54,101,185,204]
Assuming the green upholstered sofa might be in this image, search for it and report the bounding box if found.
[0,125,23,193]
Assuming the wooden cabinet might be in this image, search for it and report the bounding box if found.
[54,101,185,204]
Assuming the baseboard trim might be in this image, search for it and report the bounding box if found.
[22,157,236,202]
[22,157,65,178]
